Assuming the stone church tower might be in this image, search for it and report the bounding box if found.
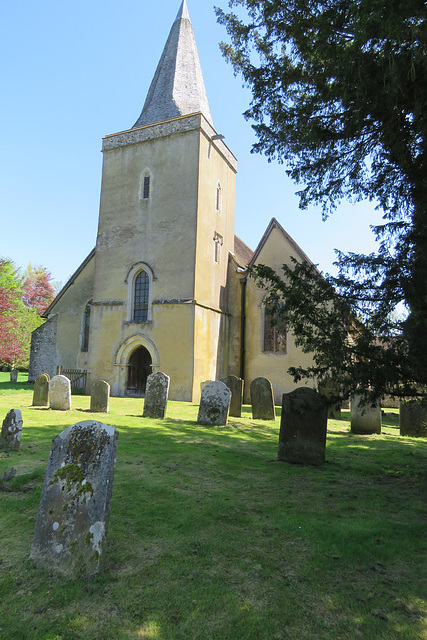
[29,0,317,403]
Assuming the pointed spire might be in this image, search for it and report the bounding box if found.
[175,0,190,22]
[132,0,213,129]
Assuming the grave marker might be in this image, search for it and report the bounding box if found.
[32,373,50,407]
[250,377,275,420]
[0,409,23,451]
[197,381,231,426]
[30,420,118,577]
[143,372,170,419]
[49,375,71,411]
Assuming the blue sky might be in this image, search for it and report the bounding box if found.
[0,0,382,286]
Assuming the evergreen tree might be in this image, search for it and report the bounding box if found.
[217,0,427,395]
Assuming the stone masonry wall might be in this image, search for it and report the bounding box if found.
[28,316,58,381]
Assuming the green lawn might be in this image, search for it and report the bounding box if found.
[0,373,426,640]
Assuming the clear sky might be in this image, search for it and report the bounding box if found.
[0,0,382,287]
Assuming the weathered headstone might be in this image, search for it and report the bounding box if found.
[318,377,342,419]
[200,380,214,394]
[32,373,50,407]
[250,377,275,420]
[351,394,381,434]
[197,381,231,426]
[10,369,18,383]
[0,409,23,451]
[30,420,118,577]
[49,375,72,411]
[400,398,427,437]
[278,388,328,465]
[143,372,170,419]
[90,380,110,413]
[221,375,244,418]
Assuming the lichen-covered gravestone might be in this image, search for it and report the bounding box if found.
[250,377,276,420]
[32,373,50,407]
[0,409,23,451]
[10,369,18,383]
[351,394,381,434]
[221,375,244,418]
[143,372,170,419]
[30,420,118,577]
[49,375,72,411]
[90,380,110,413]
[197,381,231,426]
[278,388,328,465]
[400,399,427,437]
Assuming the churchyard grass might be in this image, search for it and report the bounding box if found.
[0,373,426,640]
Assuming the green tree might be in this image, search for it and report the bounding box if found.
[216,0,427,394]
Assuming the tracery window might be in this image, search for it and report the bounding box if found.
[263,310,287,353]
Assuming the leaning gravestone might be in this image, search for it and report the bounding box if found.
[49,375,71,411]
[400,398,427,437]
[278,388,328,465]
[10,369,18,383]
[30,420,119,577]
[32,373,50,407]
[351,394,381,434]
[0,409,23,451]
[250,377,275,420]
[143,372,170,419]
[221,375,244,418]
[90,380,110,413]
[198,381,231,426]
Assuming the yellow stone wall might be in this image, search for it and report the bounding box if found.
[245,225,316,405]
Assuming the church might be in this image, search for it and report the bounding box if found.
[29,0,316,404]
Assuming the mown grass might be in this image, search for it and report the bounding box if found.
[0,373,426,640]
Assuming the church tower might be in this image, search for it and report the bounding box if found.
[88,0,237,400]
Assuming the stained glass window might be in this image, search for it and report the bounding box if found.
[263,311,287,353]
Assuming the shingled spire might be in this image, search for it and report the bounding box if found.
[132,0,213,128]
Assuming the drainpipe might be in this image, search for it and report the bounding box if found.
[239,275,247,381]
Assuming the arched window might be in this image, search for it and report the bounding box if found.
[133,271,150,322]
[215,182,222,212]
[263,308,287,353]
[125,262,154,323]
[81,301,92,352]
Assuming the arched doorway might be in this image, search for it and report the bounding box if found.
[127,346,152,396]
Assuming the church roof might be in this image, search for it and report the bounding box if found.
[132,0,213,129]
[234,235,254,267]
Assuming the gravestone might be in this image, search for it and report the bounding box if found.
[10,369,18,383]
[49,375,72,411]
[200,380,214,394]
[318,377,342,419]
[250,377,275,420]
[351,394,381,434]
[0,409,23,451]
[278,388,328,465]
[221,375,244,418]
[30,420,119,577]
[90,380,110,413]
[400,399,427,437]
[143,372,170,419]
[197,381,231,426]
[32,373,50,407]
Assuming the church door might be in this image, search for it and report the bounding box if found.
[127,346,152,396]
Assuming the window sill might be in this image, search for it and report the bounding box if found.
[124,320,153,325]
